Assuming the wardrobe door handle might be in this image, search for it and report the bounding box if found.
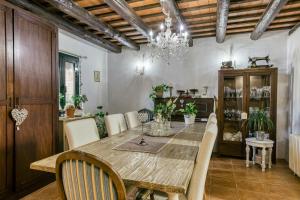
[8,97,13,108]
[15,97,20,108]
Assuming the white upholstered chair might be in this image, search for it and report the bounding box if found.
[154,125,217,200]
[105,114,128,137]
[64,118,100,149]
[125,111,141,129]
[187,128,217,200]
[208,113,216,122]
[205,113,217,131]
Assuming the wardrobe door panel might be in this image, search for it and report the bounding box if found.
[0,4,12,196]
[13,10,57,190]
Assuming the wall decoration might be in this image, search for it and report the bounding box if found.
[94,71,100,82]
[11,107,28,131]
[248,56,273,68]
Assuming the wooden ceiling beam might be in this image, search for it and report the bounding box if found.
[251,0,289,40]
[289,22,300,35]
[42,0,139,50]
[103,0,151,37]
[7,0,121,53]
[216,0,230,43]
[106,0,300,27]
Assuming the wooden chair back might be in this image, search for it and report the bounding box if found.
[56,150,126,200]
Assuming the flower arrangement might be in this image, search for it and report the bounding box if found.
[153,98,178,122]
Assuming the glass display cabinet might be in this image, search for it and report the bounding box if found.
[218,68,278,160]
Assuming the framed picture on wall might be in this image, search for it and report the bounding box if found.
[94,71,100,82]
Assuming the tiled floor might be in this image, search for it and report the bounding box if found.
[206,156,300,200]
[22,157,300,200]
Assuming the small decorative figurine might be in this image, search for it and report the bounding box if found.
[248,56,273,68]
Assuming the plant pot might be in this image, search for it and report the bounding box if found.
[66,107,75,118]
[75,109,84,117]
[156,90,164,98]
[184,115,196,125]
[255,131,265,141]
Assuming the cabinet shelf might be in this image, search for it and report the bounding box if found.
[218,68,277,160]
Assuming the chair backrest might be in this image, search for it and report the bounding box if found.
[105,114,127,137]
[208,113,216,122]
[205,114,217,131]
[138,108,153,122]
[64,118,100,149]
[124,111,141,129]
[187,129,217,200]
[56,150,126,200]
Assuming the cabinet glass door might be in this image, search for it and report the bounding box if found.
[248,74,271,136]
[223,76,243,143]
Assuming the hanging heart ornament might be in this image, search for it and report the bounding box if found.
[11,108,28,131]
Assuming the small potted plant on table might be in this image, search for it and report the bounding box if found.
[246,109,274,141]
[179,102,198,125]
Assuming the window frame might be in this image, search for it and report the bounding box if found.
[59,52,80,108]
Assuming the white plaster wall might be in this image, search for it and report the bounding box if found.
[287,28,300,135]
[108,30,289,159]
[59,30,109,114]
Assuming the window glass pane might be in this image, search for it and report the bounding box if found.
[65,62,75,103]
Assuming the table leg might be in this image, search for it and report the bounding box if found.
[269,147,272,169]
[262,147,266,172]
[252,147,256,165]
[168,193,179,200]
[246,144,250,167]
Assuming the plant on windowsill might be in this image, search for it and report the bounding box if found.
[72,94,88,116]
[65,104,75,118]
[149,84,169,100]
[244,109,274,141]
[178,102,198,125]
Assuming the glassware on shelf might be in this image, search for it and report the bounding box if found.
[223,131,242,142]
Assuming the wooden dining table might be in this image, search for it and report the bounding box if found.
[30,122,206,200]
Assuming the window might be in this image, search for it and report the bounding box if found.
[59,52,80,109]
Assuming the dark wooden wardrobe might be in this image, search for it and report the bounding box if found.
[0,1,58,198]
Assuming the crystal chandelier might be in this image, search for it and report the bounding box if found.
[147,1,190,61]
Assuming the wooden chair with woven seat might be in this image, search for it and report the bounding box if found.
[56,150,153,200]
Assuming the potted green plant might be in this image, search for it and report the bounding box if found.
[72,94,88,116]
[59,92,65,110]
[179,102,198,125]
[149,84,169,100]
[246,109,274,141]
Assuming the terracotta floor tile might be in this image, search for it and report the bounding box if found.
[236,180,266,193]
[211,176,236,188]
[209,157,300,199]
[209,185,239,200]
[209,169,234,179]
[237,189,268,200]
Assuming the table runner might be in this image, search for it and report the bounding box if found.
[113,124,185,154]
